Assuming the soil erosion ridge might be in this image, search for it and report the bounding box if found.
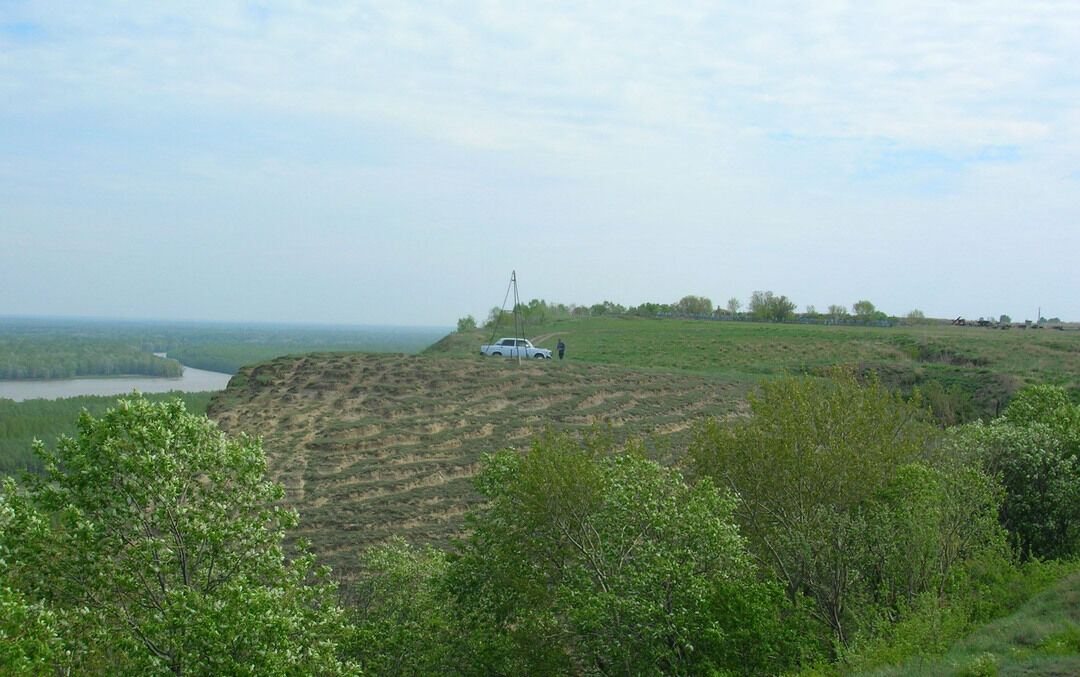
[207,351,745,577]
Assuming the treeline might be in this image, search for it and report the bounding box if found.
[4,378,1080,675]
[0,392,214,475]
[461,293,921,331]
[0,336,182,380]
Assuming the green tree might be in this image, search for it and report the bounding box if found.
[345,539,452,676]
[852,300,877,320]
[449,431,811,676]
[673,295,713,315]
[828,304,848,320]
[946,385,1080,560]
[456,315,477,332]
[690,368,946,646]
[589,300,627,316]
[726,297,742,315]
[0,396,355,676]
[1,482,60,676]
[749,290,796,321]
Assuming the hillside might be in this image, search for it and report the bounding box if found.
[207,316,1080,577]
[208,349,748,576]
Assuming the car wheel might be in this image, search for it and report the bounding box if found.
[491,352,501,356]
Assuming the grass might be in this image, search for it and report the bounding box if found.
[437,317,1080,420]
[856,567,1080,676]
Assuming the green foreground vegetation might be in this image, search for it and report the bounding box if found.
[3,313,1080,674]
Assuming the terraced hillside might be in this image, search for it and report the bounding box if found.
[208,351,747,576]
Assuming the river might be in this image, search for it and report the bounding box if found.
[0,365,233,402]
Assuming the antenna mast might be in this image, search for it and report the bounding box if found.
[511,270,522,365]
[486,271,525,366]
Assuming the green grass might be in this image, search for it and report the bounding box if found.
[856,566,1080,677]
[434,317,1080,422]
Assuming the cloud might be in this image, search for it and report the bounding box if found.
[2,1,1079,323]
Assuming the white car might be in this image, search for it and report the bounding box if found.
[479,337,553,359]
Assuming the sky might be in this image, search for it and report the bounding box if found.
[2,1,1079,326]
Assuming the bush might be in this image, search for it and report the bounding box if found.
[449,431,816,675]
[690,367,1005,650]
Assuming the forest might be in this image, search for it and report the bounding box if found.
[0,335,182,380]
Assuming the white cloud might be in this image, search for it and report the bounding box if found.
[2,0,1079,323]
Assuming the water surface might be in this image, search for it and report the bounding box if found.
[0,365,232,402]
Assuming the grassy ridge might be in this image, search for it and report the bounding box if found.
[437,318,1080,424]
[443,316,1080,386]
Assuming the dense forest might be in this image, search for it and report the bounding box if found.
[0,336,182,379]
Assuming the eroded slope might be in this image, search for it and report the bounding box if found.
[208,352,746,575]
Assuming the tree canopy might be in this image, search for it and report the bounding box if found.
[448,431,811,676]
[0,395,355,676]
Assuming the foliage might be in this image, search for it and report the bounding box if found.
[345,539,452,676]
[0,395,355,676]
[589,299,627,316]
[626,301,671,316]
[689,367,1004,648]
[946,385,1080,560]
[726,297,742,315]
[672,294,714,315]
[851,562,1080,677]
[1,482,60,676]
[0,392,214,476]
[853,300,877,320]
[0,335,181,380]
[749,290,797,321]
[449,431,814,676]
[456,315,477,332]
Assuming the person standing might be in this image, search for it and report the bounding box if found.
[557,338,566,360]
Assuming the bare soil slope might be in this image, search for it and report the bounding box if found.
[208,352,746,576]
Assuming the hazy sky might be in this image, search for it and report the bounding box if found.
[3,1,1078,326]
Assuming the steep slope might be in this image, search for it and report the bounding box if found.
[208,351,746,576]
